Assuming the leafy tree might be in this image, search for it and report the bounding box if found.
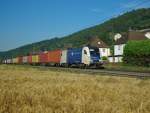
[123,40,150,67]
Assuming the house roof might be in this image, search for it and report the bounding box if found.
[114,33,128,45]
[128,31,147,40]
[87,36,109,48]
[138,28,150,33]
[114,30,148,45]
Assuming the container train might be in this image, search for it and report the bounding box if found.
[2,46,103,68]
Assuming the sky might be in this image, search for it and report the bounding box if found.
[0,0,150,51]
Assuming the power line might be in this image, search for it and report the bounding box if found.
[74,0,150,32]
[99,0,150,23]
[124,0,150,11]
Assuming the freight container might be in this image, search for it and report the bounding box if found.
[12,57,19,64]
[32,55,39,63]
[6,59,9,64]
[28,55,32,64]
[12,58,15,64]
[4,60,7,64]
[47,50,62,65]
[39,51,48,63]
[18,56,23,64]
[22,56,28,64]
[60,50,67,65]
[10,59,12,64]
[67,48,82,65]
[6,59,8,64]
[6,59,12,64]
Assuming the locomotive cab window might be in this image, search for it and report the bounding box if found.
[90,48,100,56]
[84,50,87,54]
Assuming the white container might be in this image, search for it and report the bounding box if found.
[7,59,12,64]
[22,56,28,63]
[12,58,18,64]
[60,50,67,65]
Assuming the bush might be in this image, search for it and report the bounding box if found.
[123,40,150,67]
[102,56,108,61]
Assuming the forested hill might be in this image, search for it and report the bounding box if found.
[0,8,150,59]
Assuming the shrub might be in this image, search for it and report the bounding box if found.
[123,40,150,67]
[102,56,108,61]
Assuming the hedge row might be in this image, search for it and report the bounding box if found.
[123,40,150,67]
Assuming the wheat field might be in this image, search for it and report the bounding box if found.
[0,65,150,113]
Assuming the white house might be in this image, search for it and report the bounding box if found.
[114,44,126,56]
[109,29,150,63]
[99,46,110,57]
[88,36,110,57]
[113,33,127,62]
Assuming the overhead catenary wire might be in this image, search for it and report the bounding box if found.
[99,0,150,23]
[95,0,150,41]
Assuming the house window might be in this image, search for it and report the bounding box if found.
[103,48,105,52]
[118,45,121,50]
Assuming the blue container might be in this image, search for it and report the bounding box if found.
[67,48,82,64]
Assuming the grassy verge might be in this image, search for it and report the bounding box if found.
[104,63,150,73]
[0,65,150,113]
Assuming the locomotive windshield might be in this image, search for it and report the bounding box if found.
[89,48,100,57]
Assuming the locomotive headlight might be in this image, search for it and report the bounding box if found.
[90,59,93,63]
[99,59,103,62]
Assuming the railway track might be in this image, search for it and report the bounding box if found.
[34,66,150,78]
